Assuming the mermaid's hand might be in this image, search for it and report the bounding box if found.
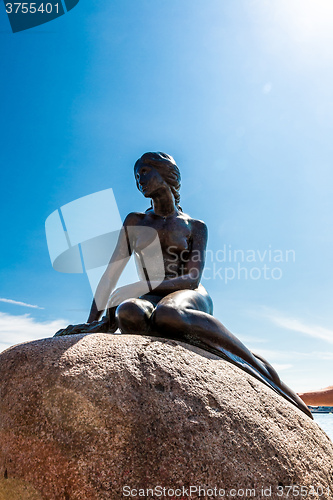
[53,318,110,337]
[54,323,89,337]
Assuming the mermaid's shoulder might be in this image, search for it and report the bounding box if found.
[123,211,146,226]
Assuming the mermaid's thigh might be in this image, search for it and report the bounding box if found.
[157,289,213,314]
[152,289,213,333]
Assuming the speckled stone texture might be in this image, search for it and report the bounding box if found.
[0,334,332,500]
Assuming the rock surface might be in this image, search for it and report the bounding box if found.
[0,333,332,500]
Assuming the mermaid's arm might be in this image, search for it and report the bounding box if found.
[87,213,138,322]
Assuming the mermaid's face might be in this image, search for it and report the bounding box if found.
[134,163,167,198]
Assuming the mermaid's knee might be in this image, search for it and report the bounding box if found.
[116,299,153,333]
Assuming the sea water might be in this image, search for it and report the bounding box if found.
[312,413,333,441]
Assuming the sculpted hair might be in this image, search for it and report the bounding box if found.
[134,152,182,210]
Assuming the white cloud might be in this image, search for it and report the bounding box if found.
[272,363,293,371]
[253,348,333,363]
[0,312,68,353]
[0,298,44,309]
[261,308,333,344]
[237,334,268,344]
[313,351,333,360]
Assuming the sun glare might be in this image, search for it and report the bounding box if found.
[282,0,333,41]
[256,0,333,66]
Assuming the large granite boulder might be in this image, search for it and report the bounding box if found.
[0,333,332,500]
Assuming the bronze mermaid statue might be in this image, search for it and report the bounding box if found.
[55,152,312,419]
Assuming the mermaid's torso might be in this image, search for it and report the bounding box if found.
[127,210,196,283]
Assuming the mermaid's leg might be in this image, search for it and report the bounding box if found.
[115,298,155,334]
[152,290,274,381]
[150,289,312,418]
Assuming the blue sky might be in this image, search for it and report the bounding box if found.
[0,0,332,392]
